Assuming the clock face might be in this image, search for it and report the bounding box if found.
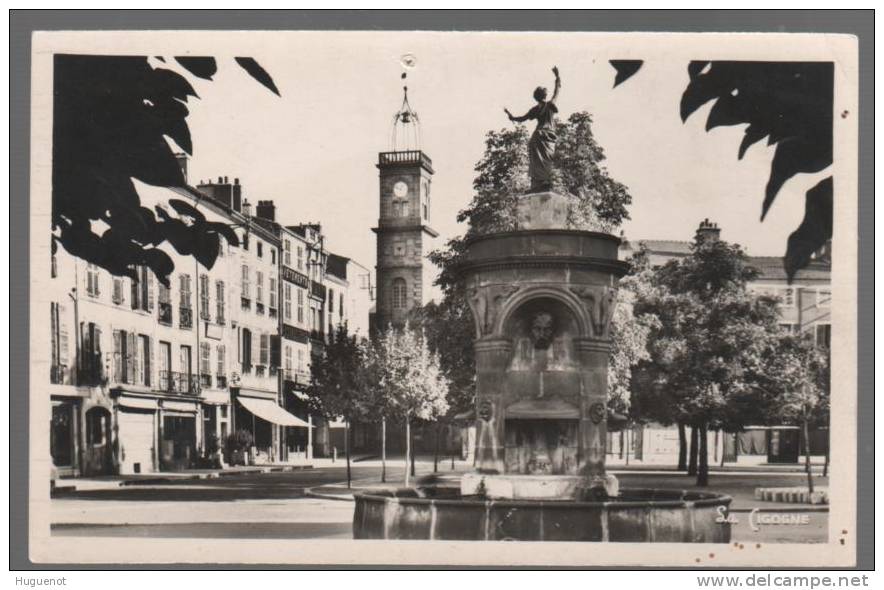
[393,181,409,198]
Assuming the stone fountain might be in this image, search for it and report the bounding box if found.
[352,191,732,542]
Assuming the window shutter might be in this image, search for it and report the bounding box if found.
[147,337,154,387]
[131,278,139,309]
[127,332,137,384]
[147,271,155,311]
[58,304,69,367]
[92,325,102,372]
[113,331,122,382]
[270,335,281,367]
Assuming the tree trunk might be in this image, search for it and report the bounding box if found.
[823,436,830,478]
[619,430,625,460]
[433,423,440,473]
[803,415,815,496]
[696,423,709,487]
[625,427,630,466]
[687,425,698,476]
[677,423,688,471]
[404,417,411,487]
[345,420,351,489]
[381,418,387,483]
[410,422,416,477]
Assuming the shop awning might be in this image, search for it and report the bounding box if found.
[238,396,313,428]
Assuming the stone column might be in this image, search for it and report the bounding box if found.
[574,337,613,485]
[473,338,513,474]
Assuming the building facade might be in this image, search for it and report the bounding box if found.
[49,162,372,478]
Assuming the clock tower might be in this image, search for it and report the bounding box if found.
[372,81,438,331]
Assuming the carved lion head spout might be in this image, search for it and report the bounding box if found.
[530,312,556,350]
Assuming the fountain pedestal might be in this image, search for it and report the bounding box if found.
[461,192,626,497]
[352,192,732,542]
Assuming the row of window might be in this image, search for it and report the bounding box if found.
[751,285,831,308]
[778,322,832,348]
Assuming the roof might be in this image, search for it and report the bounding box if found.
[621,239,693,256]
[748,256,831,282]
[325,252,350,281]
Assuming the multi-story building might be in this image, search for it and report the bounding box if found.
[48,161,338,478]
[49,171,243,476]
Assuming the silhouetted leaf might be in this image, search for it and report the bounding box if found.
[174,56,217,80]
[784,177,832,281]
[679,61,834,279]
[235,57,280,96]
[207,221,241,248]
[168,198,207,224]
[609,60,643,88]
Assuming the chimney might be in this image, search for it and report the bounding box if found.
[196,176,237,210]
[174,153,188,183]
[232,180,242,212]
[695,218,721,244]
[256,200,276,222]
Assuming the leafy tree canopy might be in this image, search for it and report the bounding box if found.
[612,60,834,281]
[52,54,279,286]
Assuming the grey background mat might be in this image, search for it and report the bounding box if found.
[9,9,874,570]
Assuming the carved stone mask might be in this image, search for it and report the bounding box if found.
[530,312,555,350]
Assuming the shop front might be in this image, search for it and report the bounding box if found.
[234,389,312,464]
[159,399,200,471]
[51,397,80,477]
[116,395,158,475]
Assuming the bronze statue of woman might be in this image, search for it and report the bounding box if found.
[504,66,561,192]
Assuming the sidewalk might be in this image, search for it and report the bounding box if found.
[52,463,317,493]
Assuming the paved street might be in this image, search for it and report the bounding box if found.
[52,462,828,543]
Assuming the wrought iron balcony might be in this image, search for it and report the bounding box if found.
[158,370,199,395]
[216,375,228,389]
[158,302,173,326]
[200,373,213,389]
[256,302,265,315]
[241,297,251,310]
[268,307,278,318]
[309,280,326,300]
[50,364,69,385]
[179,307,193,329]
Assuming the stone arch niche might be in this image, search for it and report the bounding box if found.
[501,296,582,475]
[458,198,630,485]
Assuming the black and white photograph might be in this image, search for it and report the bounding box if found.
[22,25,861,568]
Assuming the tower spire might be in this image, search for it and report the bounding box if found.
[391,72,421,151]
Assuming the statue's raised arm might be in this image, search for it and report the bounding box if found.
[550,66,562,104]
[503,66,562,192]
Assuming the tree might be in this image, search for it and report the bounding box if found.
[372,324,450,486]
[52,55,279,286]
[426,112,640,462]
[759,332,830,497]
[641,238,782,486]
[607,249,661,420]
[407,299,477,471]
[611,60,833,280]
[306,324,371,488]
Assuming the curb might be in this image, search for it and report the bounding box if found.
[52,464,315,494]
[755,486,828,505]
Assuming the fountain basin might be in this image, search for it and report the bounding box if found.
[353,486,732,542]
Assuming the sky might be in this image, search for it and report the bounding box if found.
[172,32,830,284]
